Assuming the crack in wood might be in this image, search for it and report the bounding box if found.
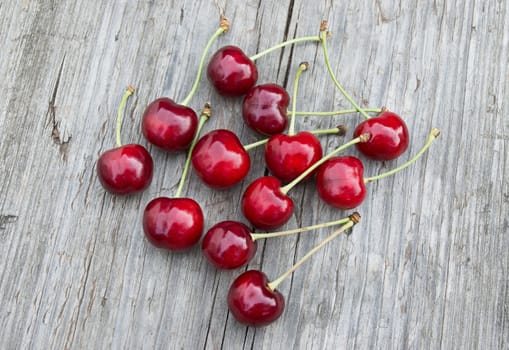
[47,54,72,161]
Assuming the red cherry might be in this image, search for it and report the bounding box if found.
[191,129,251,189]
[241,176,294,230]
[207,46,258,97]
[242,84,290,135]
[353,111,409,160]
[141,98,198,151]
[143,197,204,251]
[201,221,256,269]
[227,270,285,327]
[97,144,153,195]
[265,131,322,182]
[316,156,366,209]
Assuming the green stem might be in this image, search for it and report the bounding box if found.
[174,104,212,198]
[179,17,229,106]
[250,216,350,241]
[242,126,346,151]
[319,30,370,120]
[115,85,135,147]
[288,62,308,136]
[280,133,370,195]
[290,108,382,117]
[364,128,440,183]
[249,36,321,61]
[267,212,360,291]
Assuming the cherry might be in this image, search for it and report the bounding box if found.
[191,129,250,189]
[316,156,366,209]
[201,221,256,269]
[97,86,153,195]
[202,217,351,269]
[141,17,229,151]
[316,128,440,209]
[207,46,258,97]
[265,132,322,182]
[143,104,211,251]
[242,83,290,135]
[97,144,153,195]
[227,214,360,327]
[353,110,409,160]
[227,270,284,327]
[141,98,198,151]
[143,197,204,251]
[242,134,369,229]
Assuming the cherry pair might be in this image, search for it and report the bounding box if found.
[227,213,360,327]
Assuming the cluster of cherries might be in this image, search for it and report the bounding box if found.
[96,18,439,327]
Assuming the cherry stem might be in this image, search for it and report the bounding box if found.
[174,103,212,198]
[249,36,321,61]
[115,85,135,147]
[290,107,382,117]
[364,128,441,184]
[250,216,350,241]
[267,212,360,291]
[288,62,309,136]
[179,16,229,106]
[242,125,347,151]
[280,133,370,195]
[319,24,370,120]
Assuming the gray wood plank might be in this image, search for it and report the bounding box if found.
[0,0,507,349]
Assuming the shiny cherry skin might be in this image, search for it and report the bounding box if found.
[227,270,285,327]
[97,144,153,195]
[143,197,204,251]
[265,132,322,182]
[141,98,198,151]
[201,221,257,269]
[242,84,290,135]
[316,156,366,209]
[353,111,409,160]
[191,129,251,189]
[241,176,294,230]
[207,45,258,97]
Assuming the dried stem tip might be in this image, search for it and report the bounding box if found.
[336,124,348,136]
[299,62,309,70]
[220,16,230,31]
[127,85,135,94]
[202,102,212,118]
[320,20,328,32]
[349,212,361,224]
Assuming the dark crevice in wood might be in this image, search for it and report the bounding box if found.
[276,0,295,87]
[202,269,220,350]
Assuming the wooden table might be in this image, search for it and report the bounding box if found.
[1,1,507,348]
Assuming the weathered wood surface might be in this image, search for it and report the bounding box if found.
[0,0,507,349]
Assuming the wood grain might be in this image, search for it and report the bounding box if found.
[0,0,507,349]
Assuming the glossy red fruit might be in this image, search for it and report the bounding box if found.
[207,45,258,97]
[265,132,322,182]
[143,197,204,251]
[227,270,285,327]
[191,129,251,189]
[241,176,294,230]
[242,84,290,135]
[316,156,366,209]
[141,98,198,151]
[97,144,153,195]
[201,221,256,269]
[353,111,409,160]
